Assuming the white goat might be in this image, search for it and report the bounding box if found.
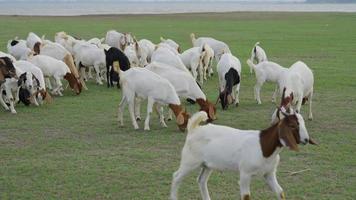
[246,60,287,104]
[151,46,190,74]
[105,30,133,51]
[249,42,268,74]
[41,39,86,91]
[124,42,146,68]
[7,39,32,60]
[171,110,316,200]
[160,37,181,53]
[54,31,78,54]
[217,53,241,109]
[191,33,230,62]
[72,40,106,85]
[117,67,190,131]
[138,39,155,63]
[277,61,314,120]
[28,55,71,96]
[201,43,214,79]
[145,62,216,121]
[26,32,42,54]
[179,46,206,85]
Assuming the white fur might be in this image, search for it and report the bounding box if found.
[160,37,180,53]
[138,39,155,63]
[72,40,106,85]
[246,60,287,104]
[278,61,314,120]
[7,39,32,60]
[191,33,230,62]
[151,46,190,74]
[0,51,16,62]
[28,55,70,96]
[217,53,241,105]
[26,32,42,50]
[201,44,214,79]
[179,46,206,85]
[249,42,268,74]
[117,67,181,131]
[170,111,310,200]
[105,30,133,51]
[54,31,78,54]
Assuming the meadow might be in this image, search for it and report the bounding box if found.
[0,12,355,199]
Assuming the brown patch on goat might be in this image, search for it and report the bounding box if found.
[168,104,190,132]
[33,42,41,55]
[280,87,293,108]
[196,98,216,122]
[64,72,81,95]
[260,114,301,157]
[63,54,84,92]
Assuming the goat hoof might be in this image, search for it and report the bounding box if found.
[167,118,172,121]
[136,117,141,121]
[235,103,239,107]
[144,127,150,131]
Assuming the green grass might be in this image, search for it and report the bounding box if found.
[0,12,355,199]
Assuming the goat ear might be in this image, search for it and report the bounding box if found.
[176,113,184,125]
[279,124,299,152]
[227,94,233,105]
[208,105,216,120]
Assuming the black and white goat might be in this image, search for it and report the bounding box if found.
[217,53,241,110]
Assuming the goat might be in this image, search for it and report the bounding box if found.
[249,42,268,74]
[72,40,106,85]
[170,109,317,200]
[217,53,241,110]
[0,57,18,113]
[151,46,190,74]
[26,32,42,55]
[15,60,52,104]
[201,43,215,80]
[104,47,130,88]
[179,46,206,85]
[138,39,156,63]
[105,30,133,51]
[117,67,190,131]
[160,37,181,53]
[145,61,216,122]
[277,61,314,120]
[41,39,84,92]
[190,33,230,62]
[54,31,78,54]
[246,59,287,104]
[7,39,32,60]
[28,55,77,96]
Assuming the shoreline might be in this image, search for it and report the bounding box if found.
[0,10,355,18]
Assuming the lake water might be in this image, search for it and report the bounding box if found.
[0,2,355,16]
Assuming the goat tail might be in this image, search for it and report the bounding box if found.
[254,41,260,47]
[246,59,256,72]
[187,111,208,133]
[190,33,196,46]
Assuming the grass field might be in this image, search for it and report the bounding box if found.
[0,12,355,199]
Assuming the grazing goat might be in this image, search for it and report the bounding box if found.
[179,46,206,85]
[190,33,230,62]
[170,109,317,200]
[246,59,287,104]
[0,57,18,113]
[15,60,52,104]
[145,62,216,122]
[104,47,130,87]
[28,55,78,96]
[249,42,268,74]
[41,39,84,92]
[277,61,314,120]
[138,39,156,63]
[160,37,181,53]
[72,40,106,85]
[201,44,214,79]
[7,39,32,60]
[217,53,241,110]
[117,67,190,131]
[105,30,133,51]
[26,32,42,55]
[151,46,190,74]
